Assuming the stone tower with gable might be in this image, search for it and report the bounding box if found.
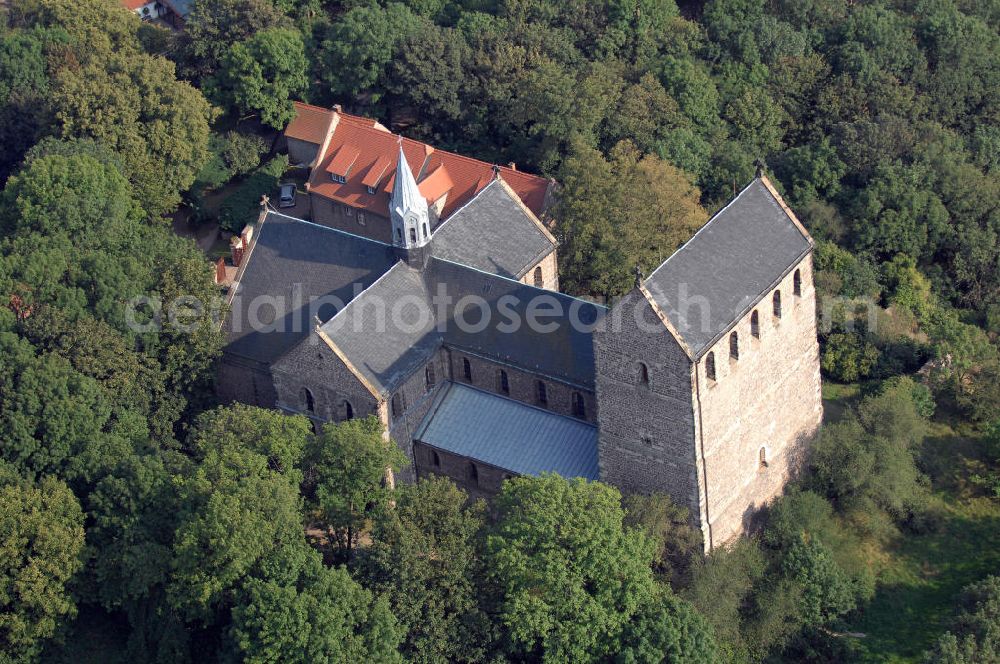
[593,175,824,549]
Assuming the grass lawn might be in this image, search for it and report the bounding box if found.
[843,421,1000,663]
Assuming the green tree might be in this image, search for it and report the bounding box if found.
[182,0,288,78]
[366,477,489,663]
[781,534,857,627]
[924,575,1000,663]
[485,475,658,662]
[227,550,403,663]
[305,417,407,562]
[557,140,706,298]
[0,332,137,483]
[1,152,143,238]
[616,585,719,664]
[211,28,308,129]
[0,473,85,662]
[622,492,703,585]
[52,50,214,216]
[168,406,312,620]
[315,2,424,106]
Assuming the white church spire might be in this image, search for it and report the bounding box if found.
[390,143,430,250]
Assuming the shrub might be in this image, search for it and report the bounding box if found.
[218,155,288,232]
[222,131,268,176]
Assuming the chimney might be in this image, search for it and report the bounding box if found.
[230,235,245,267]
[508,162,516,171]
[241,224,254,247]
[332,104,342,113]
[214,257,227,284]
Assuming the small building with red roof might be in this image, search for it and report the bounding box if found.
[281,101,560,289]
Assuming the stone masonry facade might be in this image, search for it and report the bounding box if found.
[219,174,823,551]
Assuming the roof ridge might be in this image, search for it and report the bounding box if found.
[646,177,757,284]
[319,259,407,332]
[429,255,609,311]
[264,210,393,248]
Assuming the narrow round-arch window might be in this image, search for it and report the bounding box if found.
[773,290,782,318]
[536,381,548,407]
[462,357,473,382]
[706,352,717,382]
[751,310,760,339]
[793,269,802,297]
[533,266,543,288]
[572,391,586,419]
[467,462,479,485]
[729,332,739,360]
[302,388,315,413]
[342,400,354,420]
[432,450,441,468]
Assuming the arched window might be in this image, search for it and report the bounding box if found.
[391,393,402,418]
[497,369,509,395]
[409,227,417,243]
[395,228,402,242]
[572,392,586,419]
[467,462,479,485]
[432,450,441,468]
[773,290,782,318]
[533,266,543,288]
[751,310,760,339]
[302,388,315,413]
[462,357,472,382]
[638,362,650,387]
[536,381,548,407]
[729,332,739,360]
[341,400,354,421]
[706,352,717,382]
[425,364,436,391]
[423,223,429,238]
[793,269,802,297]
[759,447,769,469]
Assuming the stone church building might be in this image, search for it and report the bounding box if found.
[218,103,823,549]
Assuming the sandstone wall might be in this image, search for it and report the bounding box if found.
[270,331,379,428]
[444,347,596,423]
[593,288,702,520]
[413,440,513,500]
[693,253,823,546]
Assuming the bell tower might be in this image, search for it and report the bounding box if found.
[390,144,431,266]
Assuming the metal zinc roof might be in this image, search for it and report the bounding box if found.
[414,382,599,480]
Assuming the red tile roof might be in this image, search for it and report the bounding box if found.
[326,145,360,177]
[284,102,337,145]
[122,0,150,10]
[303,105,552,221]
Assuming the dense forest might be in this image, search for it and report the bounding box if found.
[0,0,998,662]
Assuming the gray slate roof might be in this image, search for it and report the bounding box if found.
[320,256,606,393]
[430,180,555,279]
[644,178,812,357]
[415,382,599,480]
[321,262,440,392]
[224,212,397,364]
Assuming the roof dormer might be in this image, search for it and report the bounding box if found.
[326,145,360,184]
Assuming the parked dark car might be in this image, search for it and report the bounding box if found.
[278,183,296,208]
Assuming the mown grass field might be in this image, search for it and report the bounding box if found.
[840,406,1000,663]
